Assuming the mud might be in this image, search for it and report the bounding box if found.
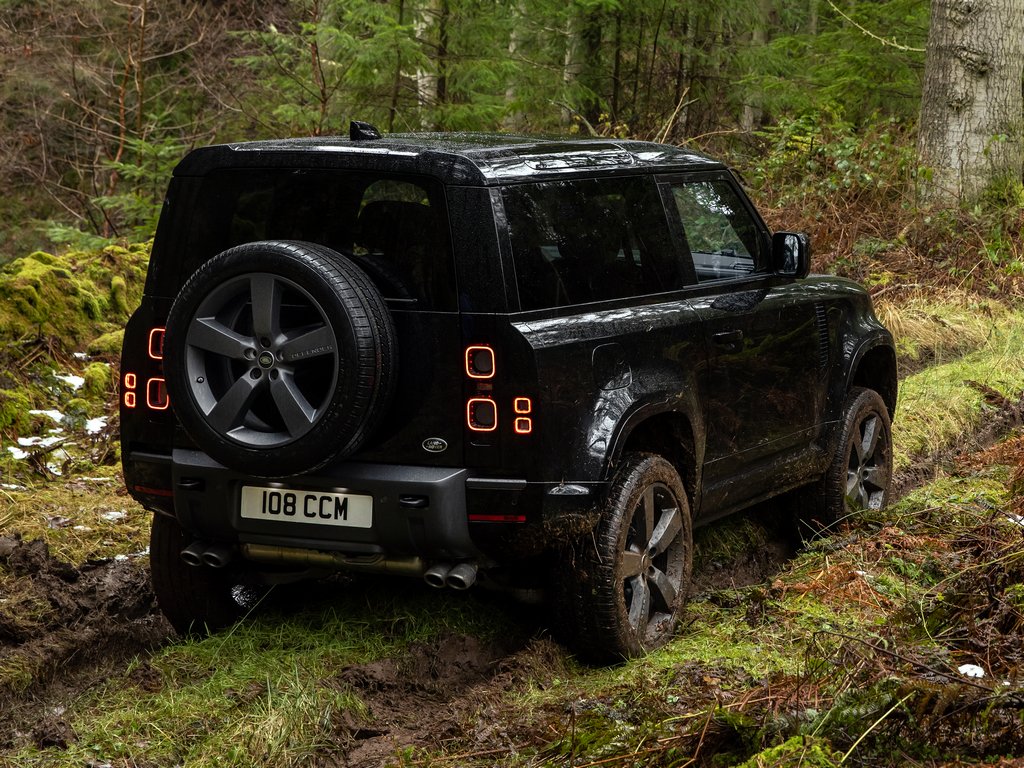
[328,633,565,767]
[0,535,170,750]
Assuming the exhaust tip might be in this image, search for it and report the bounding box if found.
[446,562,478,590]
[424,562,451,588]
[201,544,234,569]
[180,541,205,567]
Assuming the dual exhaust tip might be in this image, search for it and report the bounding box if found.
[423,562,478,590]
[180,541,233,569]
[181,542,478,590]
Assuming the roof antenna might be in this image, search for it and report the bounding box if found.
[350,120,382,141]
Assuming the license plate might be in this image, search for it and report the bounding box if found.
[240,486,372,529]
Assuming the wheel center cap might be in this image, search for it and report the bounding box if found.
[258,351,276,369]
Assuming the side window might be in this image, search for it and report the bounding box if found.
[502,177,683,311]
[670,180,763,282]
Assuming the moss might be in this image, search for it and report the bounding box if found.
[82,362,112,400]
[26,251,58,266]
[0,388,32,433]
[88,330,125,356]
[110,275,129,316]
[0,243,149,351]
[735,735,841,768]
[64,397,90,428]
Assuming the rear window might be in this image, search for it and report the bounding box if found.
[502,176,684,311]
[176,169,456,311]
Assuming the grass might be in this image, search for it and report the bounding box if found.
[892,302,1024,470]
[0,471,148,564]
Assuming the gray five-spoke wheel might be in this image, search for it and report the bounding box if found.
[185,272,339,448]
[845,408,888,511]
[561,453,692,661]
[619,482,688,643]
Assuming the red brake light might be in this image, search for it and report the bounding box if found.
[467,398,497,432]
[465,346,495,379]
[148,327,165,360]
[147,378,170,410]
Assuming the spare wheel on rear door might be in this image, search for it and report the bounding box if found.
[163,240,397,478]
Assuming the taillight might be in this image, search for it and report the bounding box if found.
[123,373,137,408]
[148,327,165,360]
[124,326,172,412]
[467,398,497,432]
[147,377,170,410]
[465,345,495,379]
[463,345,532,436]
[513,397,532,434]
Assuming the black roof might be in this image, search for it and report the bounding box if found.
[173,133,723,185]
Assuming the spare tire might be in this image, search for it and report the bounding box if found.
[163,240,396,477]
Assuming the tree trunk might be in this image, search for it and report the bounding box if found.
[917,0,1024,202]
[741,0,772,132]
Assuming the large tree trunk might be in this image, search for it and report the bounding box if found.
[917,0,1024,202]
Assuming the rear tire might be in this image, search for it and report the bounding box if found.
[149,514,260,636]
[555,453,693,662]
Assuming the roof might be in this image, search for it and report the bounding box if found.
[172,132,724,185]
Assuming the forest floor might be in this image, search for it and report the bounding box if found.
[2,249,1024,765]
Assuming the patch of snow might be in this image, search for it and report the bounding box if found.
[30,409,64,425]
[17,435,63,449]
[72,352,89,361]
[86,416,108,435]
[1007,514,1024,527]
[7,447,29,460]
[114,554,129,562]
[958,664,985,679]
[48,515,72,529]
[1,483,26,490]
[101,510,127,522]
[55,373,85,390]
[46,462,63,476]
[73,525,93,532]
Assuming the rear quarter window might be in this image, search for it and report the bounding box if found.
[502,176,685,311]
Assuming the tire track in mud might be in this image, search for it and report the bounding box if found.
[0,536,170,750]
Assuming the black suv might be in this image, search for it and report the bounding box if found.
[121,125,896,660]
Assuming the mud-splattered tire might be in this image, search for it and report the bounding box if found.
[149,514,259,636]
[163,240,396,478]
[801,386,892,531]
[557,453,693,662]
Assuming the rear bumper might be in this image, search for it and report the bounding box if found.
[170,449,479,560]
[124,449,608,564]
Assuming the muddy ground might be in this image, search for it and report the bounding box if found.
[0,394,1021,766]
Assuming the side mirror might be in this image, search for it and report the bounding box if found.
[771,232,811,278]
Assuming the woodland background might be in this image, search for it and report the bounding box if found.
[2,0,1021,260]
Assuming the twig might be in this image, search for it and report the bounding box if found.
[825,0,924,52]
[655,88,693,144]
